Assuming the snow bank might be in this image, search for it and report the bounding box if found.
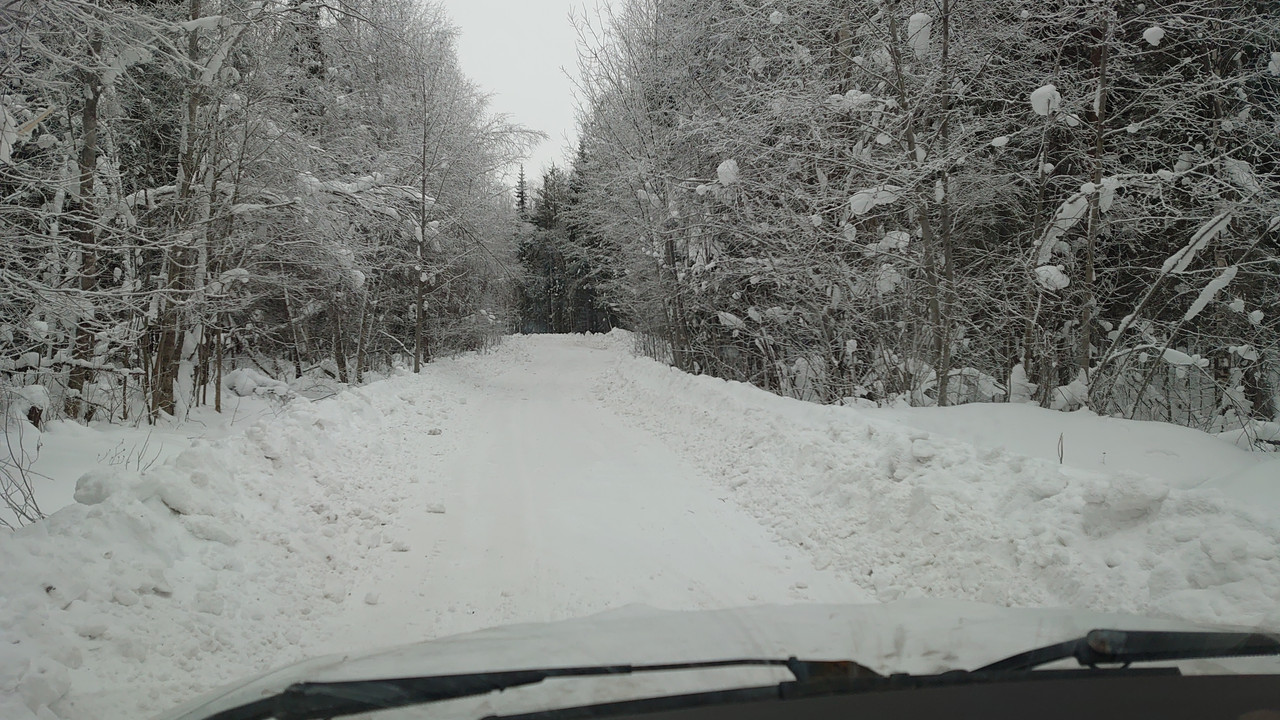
[590,336,1280,629]
[875,403,1267,492]
[0,371,450,720]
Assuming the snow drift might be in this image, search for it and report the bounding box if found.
[0,372,459,720]
[587,332,1280,628]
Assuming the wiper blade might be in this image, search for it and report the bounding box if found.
[978,629,1280,672]
[201,628,1279,720]
[203,657,878,720]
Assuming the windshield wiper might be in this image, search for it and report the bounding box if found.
[202,657,877,720]
[977,629,1280,672]
[483,629,1280,720]
[203,629,1280,720]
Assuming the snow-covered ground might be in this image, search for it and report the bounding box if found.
[2,333,1278,720]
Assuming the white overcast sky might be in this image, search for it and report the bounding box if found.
[437,0,586,181]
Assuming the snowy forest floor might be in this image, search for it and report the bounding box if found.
[3,332,1279,720]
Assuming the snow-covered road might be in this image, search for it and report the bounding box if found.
[3,332,1278,720]
[316,339,868,654]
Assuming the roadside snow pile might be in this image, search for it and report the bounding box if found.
[592,340,1280,630]
[0,372,445,720]
[875,403,1273,496]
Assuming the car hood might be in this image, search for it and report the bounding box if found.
[154,599,1277,720]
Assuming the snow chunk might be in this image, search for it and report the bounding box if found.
[1098,176,1121,213]
[1222,158,1263,196]
[1082,474,1169,528]
[1008,363,1037,404]
[178,15,233,33]
[1050,372,1089,411]
[6,384,50,418]
[769,10,784,25]
[18,658,71,714]
[882,230,910,251]
[1270,52,1280,76]
[849,185,904,216]
[225,367,292,398]
[1161,349,1209,368]
[876,264,903,294]
[911,438,936,461]
[1037,192,1089,263]
[1142,26,1165,46]
[865,230,911,257]
[1160,213,1230,275]
[1030,84,1061,116]
[717,311,746,330]
[1230,344,1260,362]
[840,89,877,111]
[716,159,740,186]
[1035,265,1070,291]
[73,469,130,506]
[0,103,15,165]
[1184,265,1237,322]
[906,13,932,60]
[989,135,1009,148]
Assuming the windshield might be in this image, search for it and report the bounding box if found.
[2,2,1278,720]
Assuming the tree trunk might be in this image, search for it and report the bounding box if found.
[65,35,103,421]
[333,305,349,384]
[151,254,185,418]
[934,0,956,407]
[355,291,370,384]
[151,0,204,419]
[1081,15,1110,377]
[214,326,223,413]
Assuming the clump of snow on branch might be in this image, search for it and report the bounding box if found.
[907,13,932,60]
[1030,84,1062,116]
[1036,192,1089,264]
[1183,266,1238,322]
[1142,26,1165,46]
[717,159,740,186]
[1035,265,1070,291]
[1161,349,1209,368]
[1160,213,1231,275]
[849,185,904,215]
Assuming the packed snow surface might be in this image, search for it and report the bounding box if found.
[2,333,1278,720]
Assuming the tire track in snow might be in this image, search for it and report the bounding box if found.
[310,338,870,656]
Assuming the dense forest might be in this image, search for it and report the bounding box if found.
[2,0,533,425]
[543,0,1280,442]
[4,0,1279,445]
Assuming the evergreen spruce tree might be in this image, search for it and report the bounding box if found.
[515,165,529,220]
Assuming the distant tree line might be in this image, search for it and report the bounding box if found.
[514,161,618,334]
